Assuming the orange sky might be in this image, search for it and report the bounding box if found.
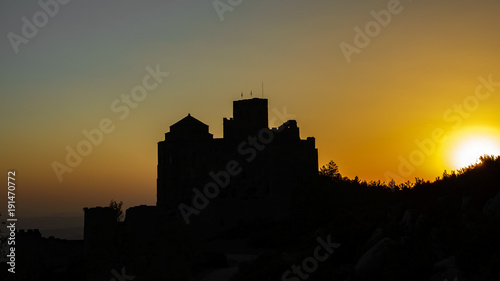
[1,0,500,217]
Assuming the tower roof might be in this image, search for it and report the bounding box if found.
[170,114,208,131]
[165,114,212,141]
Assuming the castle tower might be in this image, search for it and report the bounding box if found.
[223,98,268,142]
[157,114,213,210]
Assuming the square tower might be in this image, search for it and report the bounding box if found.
[223,98,268,142]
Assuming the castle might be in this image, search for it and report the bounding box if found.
[156,98,318,231]
[84,97,318,245]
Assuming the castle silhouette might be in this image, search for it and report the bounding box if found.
[83,97,318,250]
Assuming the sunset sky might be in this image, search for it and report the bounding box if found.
[1,0,500,218]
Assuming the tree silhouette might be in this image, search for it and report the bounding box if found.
[109,200,124,222]
[319,160,341,181]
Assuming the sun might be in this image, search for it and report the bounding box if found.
[450,133,500,169]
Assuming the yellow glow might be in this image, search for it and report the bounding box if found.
[447,127,500,169]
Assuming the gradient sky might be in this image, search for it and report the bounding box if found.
[1,0,500,218]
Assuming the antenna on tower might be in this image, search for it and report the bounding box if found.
[262,82,264,98]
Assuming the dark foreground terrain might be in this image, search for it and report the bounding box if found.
[2,156,500,281]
